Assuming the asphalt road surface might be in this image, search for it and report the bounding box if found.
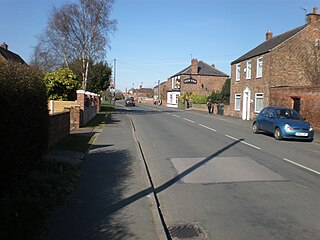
[124,102,320,240]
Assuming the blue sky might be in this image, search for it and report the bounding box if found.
[1,0,319,91]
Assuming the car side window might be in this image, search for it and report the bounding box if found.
[266,109,275,118]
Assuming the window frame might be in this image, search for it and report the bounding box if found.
[234,94,241,111]
[236,64,241,81]
[256,57,263,78]
[246,61,252,79]
[254,93,264,112]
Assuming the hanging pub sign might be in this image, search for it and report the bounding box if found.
[183,77,197,84]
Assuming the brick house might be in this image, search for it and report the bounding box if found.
[0,42,26,64]
[229,7,320,129]
[135,86,154,103]
[166,59,229,107]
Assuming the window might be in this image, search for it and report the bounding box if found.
[235,94,241,111]
[236,64,241,81]
[255,93,264,112]
[256,57,263,78]
[246,61,252,79]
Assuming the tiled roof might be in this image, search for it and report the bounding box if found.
[231,24,307,65]
[0,47,26,64]
[171,61,229,78]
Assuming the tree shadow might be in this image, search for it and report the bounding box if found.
[48,135,242,239]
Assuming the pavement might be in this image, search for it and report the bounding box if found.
[47,107,166,240]
[46,105,319,240]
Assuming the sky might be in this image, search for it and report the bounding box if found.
[1,0,320,91]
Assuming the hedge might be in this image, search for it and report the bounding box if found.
[0,63,49,188]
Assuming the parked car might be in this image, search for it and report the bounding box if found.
[252,106,314,141]
[125,97,135,106]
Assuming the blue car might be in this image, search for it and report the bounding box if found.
[252,106,314,141]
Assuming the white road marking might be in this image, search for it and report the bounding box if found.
[225,135,261,150]
[198,124,216,132]
[283,158,320,175]
[172,114,180,118]
[183,118,194,123]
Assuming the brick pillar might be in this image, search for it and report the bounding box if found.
[76,90,85,110]
[97,95,101,112]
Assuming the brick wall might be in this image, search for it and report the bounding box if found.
[48,100,76,114]
[270,85,320,130]
[76,90,100,127]
[229,21,320,120]
[181,75,228,96]
[48,112,70,147]
[268,21,320,88]
[229,55,271,119]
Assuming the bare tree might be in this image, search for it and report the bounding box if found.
[31,0,117,90]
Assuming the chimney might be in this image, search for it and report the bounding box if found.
[211,64,215,68]
[307,7,320,24]
[191,58,198,74]
[1,42,8,50]
[266,30,273,41]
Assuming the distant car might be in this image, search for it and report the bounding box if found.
[252,106,314,141]
[125,97,135,106]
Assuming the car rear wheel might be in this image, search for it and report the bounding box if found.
[274,128,283,140]
[252,122,260,134]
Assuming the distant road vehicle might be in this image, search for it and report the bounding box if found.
[125,97,135,106]
[252,106,314,141]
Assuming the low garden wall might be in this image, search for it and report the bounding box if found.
[48,111,70,147]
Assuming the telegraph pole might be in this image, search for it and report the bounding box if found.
[113,58,116,105]
[158,80,160,105]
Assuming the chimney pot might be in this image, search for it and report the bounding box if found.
[314,7,318,14]
[1,42,8,50]
[266,30,273,41]
[307,7,320,24]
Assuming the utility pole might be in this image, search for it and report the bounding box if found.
[113,59,116,105]
[158,80,160,105]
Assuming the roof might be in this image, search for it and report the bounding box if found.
[171,61,229,78]
[231,24,307,65]
[0,47,26,64]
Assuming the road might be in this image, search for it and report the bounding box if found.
[124,102,320,240]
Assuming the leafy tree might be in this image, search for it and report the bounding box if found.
[208,78,230,104]
[44,68,81,100]
[69,60,112,93]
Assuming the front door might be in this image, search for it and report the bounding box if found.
[242,87,251,120]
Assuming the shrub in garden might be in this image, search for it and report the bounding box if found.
[44,68,80,101]
[0,62,49,188]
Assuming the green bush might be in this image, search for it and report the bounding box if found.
[0,63,49,188]
[191,95,208,104]
[44,68,80,100]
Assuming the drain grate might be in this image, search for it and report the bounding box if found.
[168,223,207,239]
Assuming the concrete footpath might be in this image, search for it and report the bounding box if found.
[47,108,165,240]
